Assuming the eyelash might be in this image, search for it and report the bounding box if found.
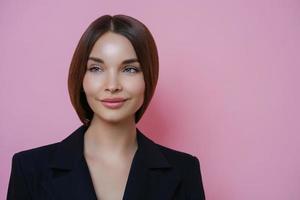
[88,65,141,73]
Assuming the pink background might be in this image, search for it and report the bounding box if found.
[1,0,300,199]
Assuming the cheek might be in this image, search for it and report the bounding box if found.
[83,74,102,95]
[124,76,145,97]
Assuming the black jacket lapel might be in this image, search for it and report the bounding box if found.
[41,125,182,200]
[41,156,97,199]
[41,125,96,199]
[123,129,182,200]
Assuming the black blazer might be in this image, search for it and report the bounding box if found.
[7,125,205,200]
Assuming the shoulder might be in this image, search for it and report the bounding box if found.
[13,142,59,161]
[153,142,206,199]
[154,142,202,174]
[8,141,65,199]
[137,129,203,174]
[11,142,59,174]
[156,142,200,162]
[11,125,86,170]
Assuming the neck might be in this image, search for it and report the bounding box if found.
[84,115,138,159]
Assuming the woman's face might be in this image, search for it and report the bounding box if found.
[83,32,145,124]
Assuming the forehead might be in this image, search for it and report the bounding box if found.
[89,32,137,60]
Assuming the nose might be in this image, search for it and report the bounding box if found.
[104,71,122,93]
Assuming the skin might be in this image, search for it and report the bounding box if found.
[82,31,145,199]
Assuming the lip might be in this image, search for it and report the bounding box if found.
[100,98,127,109]
[101,98,127,102]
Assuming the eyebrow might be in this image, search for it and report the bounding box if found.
[88,57,139,65]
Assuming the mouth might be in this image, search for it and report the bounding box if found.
[101,98,127,102]
[100,98,128,109]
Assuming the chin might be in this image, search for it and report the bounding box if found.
[96,113,133,124]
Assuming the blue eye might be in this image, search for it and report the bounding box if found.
[123,66,141,73]
[87,64,141,73]
[88,65,103,72]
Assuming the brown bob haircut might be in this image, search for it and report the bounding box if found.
[68,15,159,126]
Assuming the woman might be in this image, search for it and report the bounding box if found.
[7,15,205,200]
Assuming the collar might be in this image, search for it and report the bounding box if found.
[49,124,172,170]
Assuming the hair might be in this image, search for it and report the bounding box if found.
[68,14,159,126]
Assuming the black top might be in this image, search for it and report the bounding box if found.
[7,125,205,200]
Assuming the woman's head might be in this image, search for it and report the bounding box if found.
[68,15,159,126]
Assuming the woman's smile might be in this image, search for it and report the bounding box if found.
[100,98,128,109]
